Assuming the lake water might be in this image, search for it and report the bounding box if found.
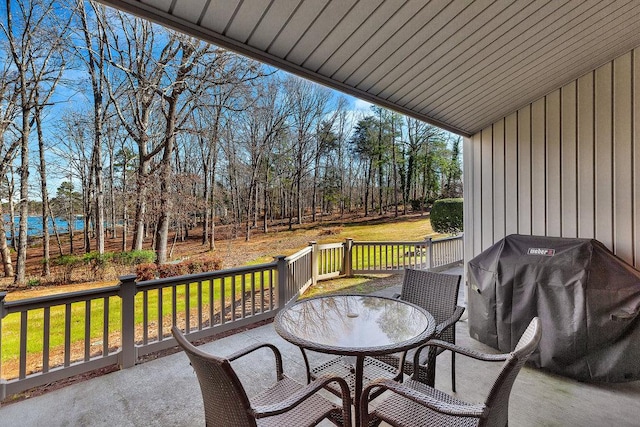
[3,215,85,239]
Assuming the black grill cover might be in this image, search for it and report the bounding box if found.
[467,234,640,382]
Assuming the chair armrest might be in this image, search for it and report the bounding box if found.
[361,378,487,418]
[434,305,465,335]
[413,339,509,367]
[251,375,352,421]
[227,343,284,378]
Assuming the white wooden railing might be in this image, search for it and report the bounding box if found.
[0,234,463,400]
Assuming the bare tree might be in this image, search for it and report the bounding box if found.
[2,0,72,285]
[284,77,331,227]
[234,79,288,241]
[152,36,215,263]
[0,51,21,277]
[74,0,116,254]
[104,14,161,252]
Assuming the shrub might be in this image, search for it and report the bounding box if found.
[53,254,84,283]
[202,258,222,272]
[157,262,189,278]
[114,250,156,266]
[430,198,463,234]
[136,256,222,281]
[136,263,158,281]
[410,197,437,212]
[83,251,114,280]
[187,260,203,274]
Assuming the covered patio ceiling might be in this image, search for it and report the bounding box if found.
[98,0,640,137]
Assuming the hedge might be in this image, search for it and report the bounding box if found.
[430,198,463,234]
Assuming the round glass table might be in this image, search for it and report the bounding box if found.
[274,294,435,425]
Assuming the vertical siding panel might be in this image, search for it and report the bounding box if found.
[613,53,633,264]
[493,119,506,241]
[505,112,518,235]
[561,82,578,238]
[634,49,640,267]
[577,72,595,238]
[546,90,561,236]
[481,127,494,250]
[463,49,639,270]
[472,132,483,255]
[531,98,546,236]
[518,105,532,234]
[463,136,475,267]
[595,63,614,249]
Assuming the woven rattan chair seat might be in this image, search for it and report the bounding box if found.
[252,376,340,427]
[373,379,479,427]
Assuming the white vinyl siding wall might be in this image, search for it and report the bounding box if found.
[464,48,640,269]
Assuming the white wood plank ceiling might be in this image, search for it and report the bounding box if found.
[98,0,640,137]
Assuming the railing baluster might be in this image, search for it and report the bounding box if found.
[259,271,265,313]
[197,281,203,330]
[172,286,177,329]
[267,270,273,311]
[185,283,191,333]
[85,301,91,361]
[157,289,163,341]
[103,297,109,356]
[220,277,226,325]
[241,274,246,319]
[208,279,214,326]
[143,290,149,345]
[19,311,27,379]
[43,307,50,373]
[64,303,71,367]
[231,274,236,322]
[251,272,256,316]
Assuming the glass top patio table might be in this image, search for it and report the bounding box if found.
[274,294,436,427]
[274,294,435,355]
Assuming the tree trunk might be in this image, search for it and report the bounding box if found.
[0,202,14,277]
[15,106,30,285]
[263,167,269,233]
[36,106,50,277]
[131,158,148,251]
[8,175,17,251]
[48,203,63,256]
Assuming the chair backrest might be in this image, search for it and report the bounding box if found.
[481,317,542,427]
[401,269,461,340]
[172,326,257,427]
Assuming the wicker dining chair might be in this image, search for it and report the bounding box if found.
[375,269,465,390]
[171,326,352,427]
[360,317,542,427]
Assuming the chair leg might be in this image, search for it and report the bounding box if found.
[451,351,456,393]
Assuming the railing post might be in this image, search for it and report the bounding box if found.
[309,241,318,286]
[276,255,287,308]
[0,291,6,319]
[426,237,434,269]
[344,238,353,277]
[0,292,6,401]
[118,274,137,369]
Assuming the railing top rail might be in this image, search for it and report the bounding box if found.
[316,242,344,249]
[350,235,463,245]
[432,234,463,242]
[285,246,312,262]
[136,261,279,290]
[351,240,430,245]
[2,285,121,314]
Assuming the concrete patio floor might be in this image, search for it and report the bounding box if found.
[1,269,639,426]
